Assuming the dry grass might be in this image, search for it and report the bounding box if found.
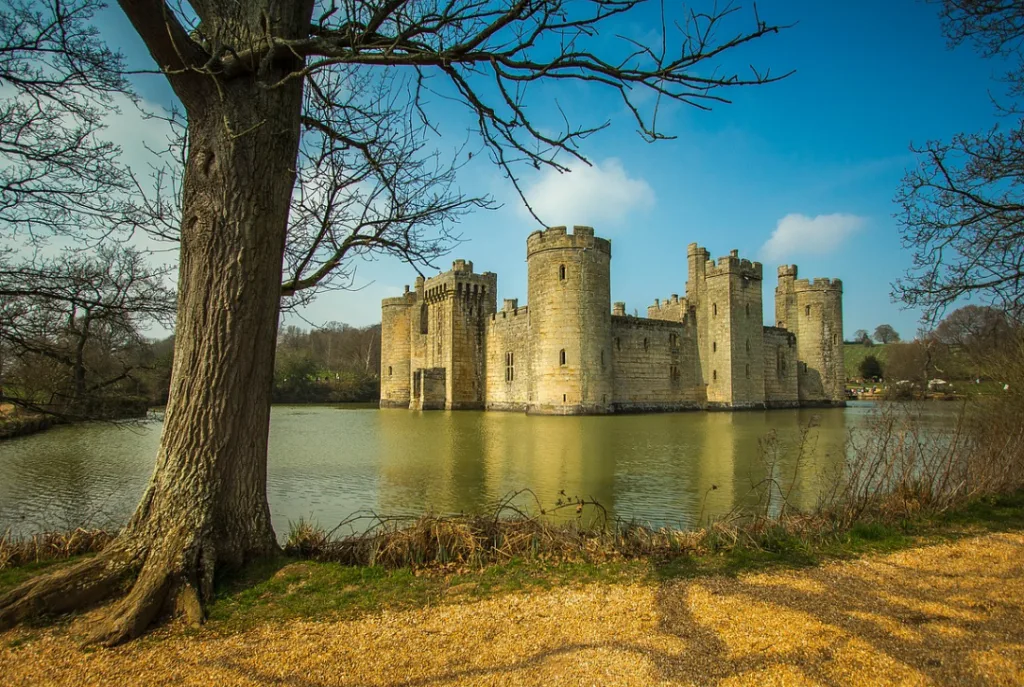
[0,529,115,570]
[2,531,1022,686]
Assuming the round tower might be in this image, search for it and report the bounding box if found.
[792,278,845,405]
[379,287,415,408]
[526,226,613,414]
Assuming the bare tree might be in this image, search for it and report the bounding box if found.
[895,0,1024,321]
[0,0,790,643]
[0,0,134,242]
[0,246,175,416]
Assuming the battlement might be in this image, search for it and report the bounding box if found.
[613,302,626,316]
[793,277,843,293]
[705,249,763,280]
[777,264,798,279]
[490,304,528,321]
[383,285,418,308]
[687,243,710,260]
[422,264,497,304]
[526,225,612,257]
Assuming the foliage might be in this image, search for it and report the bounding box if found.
[852,329,872,346]
[873,324,901,344]
[273,323,381,403]
[858,355,883,380]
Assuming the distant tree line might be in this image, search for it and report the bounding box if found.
[851,305,1015,385]
[273,323,382,404]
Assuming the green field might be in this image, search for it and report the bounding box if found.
[844,342,889,379]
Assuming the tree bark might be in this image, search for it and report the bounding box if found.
[0,2,311,644]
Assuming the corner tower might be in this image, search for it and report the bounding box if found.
[380,286,416,408]
[776,266,844,405]
[526,226,613,414]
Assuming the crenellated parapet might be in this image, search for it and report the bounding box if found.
[705,249,763,281]
[421,260,498,305]
[526,225,612,258]
[793,277,843,293]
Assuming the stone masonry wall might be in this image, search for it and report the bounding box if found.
[527,226,613,414]
[485,303,530,411]
[380,290,414,408]
[610,316,703,410]
[763,326,799,407]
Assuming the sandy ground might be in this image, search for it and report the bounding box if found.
[2,532,1023,686]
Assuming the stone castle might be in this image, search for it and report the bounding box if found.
[380,226,844,414]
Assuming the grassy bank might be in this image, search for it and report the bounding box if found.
[3,490,1023,635]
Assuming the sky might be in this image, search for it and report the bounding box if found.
[93,0,1016,341]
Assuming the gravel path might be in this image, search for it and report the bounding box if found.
[3,532,1024,686]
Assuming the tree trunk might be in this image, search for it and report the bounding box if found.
[0,4,310,644]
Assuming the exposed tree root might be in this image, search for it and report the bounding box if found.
[0,551,135,631]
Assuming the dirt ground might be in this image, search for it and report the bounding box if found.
[2,532,1023,686]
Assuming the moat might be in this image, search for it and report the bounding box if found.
[0,403,954,540]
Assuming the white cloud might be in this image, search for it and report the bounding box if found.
[518,158,655,229]
[759,213,866,263]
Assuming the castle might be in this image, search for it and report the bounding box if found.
[380,226,844,414]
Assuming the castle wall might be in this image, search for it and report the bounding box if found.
[776,267,845,405]
[526,226,613,414]
[382,229,844,414]
[647,294,688,322]
[610,316,703,411]
[485,303,530,411]
[763,326,799,407]
[703,252,766,408]
[380,290,415,408]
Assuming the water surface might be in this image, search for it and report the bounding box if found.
[0,402,953,539]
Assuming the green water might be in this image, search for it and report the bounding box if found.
[0,402,950,539]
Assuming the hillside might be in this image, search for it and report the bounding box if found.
[844,342,889,379]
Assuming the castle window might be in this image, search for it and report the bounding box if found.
[615,337,621,351]
[563,394,567,403]
[805,305,811,317]
[560,349,566,366]
[712,341,717,353]
[670,365,680,384]
[388,366,393,376]
[713,303,718,317]
[669,333,679,348]
[420,303,428,334]
[745,339,750,354]
[833,333,838,345]
[601,350,605,369]
[746,303,750,317]
[713,370,717,381]
[505,352,515,382]
[643,337,649,351]
[745,363,750,378]
[559,264,566,281]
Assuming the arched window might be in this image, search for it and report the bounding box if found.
[559,349,566,366]
[833,333,838,345]
[712,303,718,317]
[559,264,566,281]
[805,305,811,316]
[388,366,393,376]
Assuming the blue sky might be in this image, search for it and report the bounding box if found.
[100,0,1012,340]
